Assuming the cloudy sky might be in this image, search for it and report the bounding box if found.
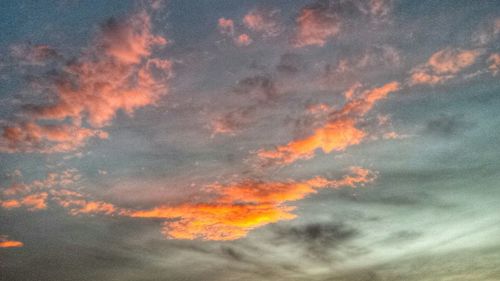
[1,0,500,280]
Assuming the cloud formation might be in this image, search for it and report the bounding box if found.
[0,169,124,216]
[292,1,342,47]
[128,167,375,240]
[488,53,500,76]
[0,11,171,153]
[0,235,23,248]
[243,9,281,37]
[258,81,400,165]
[409,48,482,85]
[292,0,392,47]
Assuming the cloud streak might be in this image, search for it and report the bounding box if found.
[258,81,400,165]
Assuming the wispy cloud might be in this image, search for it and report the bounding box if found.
[258,81,400,165]
[292,0,393,47]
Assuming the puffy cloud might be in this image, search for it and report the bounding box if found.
[292,1,342,47]
[0,11,171,153]
[243,9,281,37]
[258,82,400,165]
[128,167,375,240]
[0,235,23,248]
[409,48,482,86]
[217,18,235,36]
[234,33,253,46]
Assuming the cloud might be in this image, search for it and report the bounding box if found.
[243,9,282,37]
[423,114,470,137]
[488,53,500,76]
[271,222,358,261]
[210,106,256,136]
[0,169,124,216]
[258,81,400,165]
[235,33,253,47]
[292,0,392,48]
[210,74,278,136]
[128,167,375,240]
[10,43,60,65]
[0,235,24,248]
[217,18,253,47]
[292,1,343,47]
[0,11,171,153]
[276,53,307,75]
[409,48,483,86]
[217,18,235,36]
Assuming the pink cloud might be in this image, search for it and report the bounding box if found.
[409,48,483,86]
[243,9,281,37]
[234,33,253,46]
[0,11,171,153]
[217,17,235,36]
[292,3,341,47]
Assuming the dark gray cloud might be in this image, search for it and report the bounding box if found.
[276,53,306,75]
[270,222,359,262]
[423,114,471,137]
[233,74,280,104]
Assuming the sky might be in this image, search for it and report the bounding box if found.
[0,0,500,280]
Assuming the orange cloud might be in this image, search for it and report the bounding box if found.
[51,189,123,216]
[0,169,121,217]
[128,167,375,240]
[258,82,400,165]
[292,3,341,47]
[409,48,482,86]
[0,11,171,153]
[0,235,23,248]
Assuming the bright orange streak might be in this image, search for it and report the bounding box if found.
[128,167,375,240]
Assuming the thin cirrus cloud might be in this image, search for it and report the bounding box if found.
[0,11,171,154]
[0,235,23,248]
[128,167,376,240]
[408,47,483,86]
[258,81,400,165]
